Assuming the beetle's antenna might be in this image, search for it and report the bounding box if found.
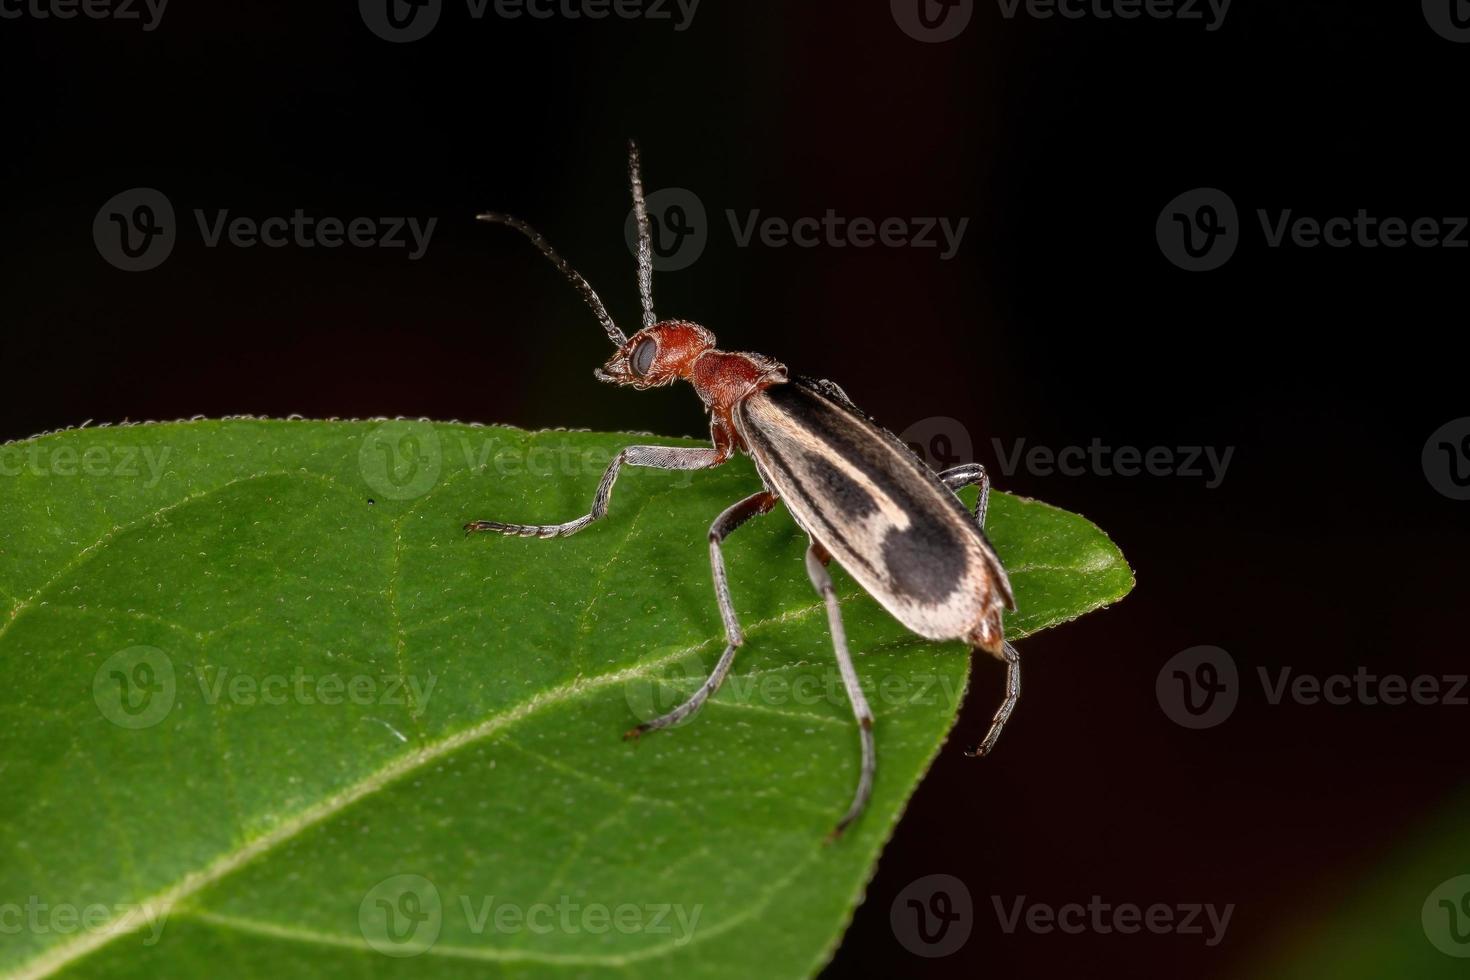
[628,139,657,330]
[476,211,627,347]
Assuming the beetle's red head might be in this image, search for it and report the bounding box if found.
[595,320,716,389]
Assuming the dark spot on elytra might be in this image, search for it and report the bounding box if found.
[808,456,877,518]
[882,519,965,603]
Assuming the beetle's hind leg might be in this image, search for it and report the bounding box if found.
[941,464,1024,758]
[623,491,776,738]
[804,543,875,840]
[966,641,1020,757]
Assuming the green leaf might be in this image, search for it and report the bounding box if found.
[0,419,1132,979]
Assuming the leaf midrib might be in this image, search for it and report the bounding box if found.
[174,844,817,968]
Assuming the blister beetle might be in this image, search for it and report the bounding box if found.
[466,142,1020,836]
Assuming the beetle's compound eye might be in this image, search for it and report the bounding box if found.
[630,337,657,378]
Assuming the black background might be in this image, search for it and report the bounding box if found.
[4,0,1468,976]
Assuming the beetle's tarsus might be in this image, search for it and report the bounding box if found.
[464,520,508,534]
[966,642,1021,759]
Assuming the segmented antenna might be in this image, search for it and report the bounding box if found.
[627,139,657,330]
[476,211,627,347]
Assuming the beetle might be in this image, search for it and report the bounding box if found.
[466,141,1020,836]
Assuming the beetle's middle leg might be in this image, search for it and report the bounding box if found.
[939,463,1024,758]
[465,445,725,539]
[623,490,777,739]
[804,543,875,839]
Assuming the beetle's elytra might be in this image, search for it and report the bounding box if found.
[467,142,1020,836]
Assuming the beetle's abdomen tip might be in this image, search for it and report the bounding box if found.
[969,608,1007,659]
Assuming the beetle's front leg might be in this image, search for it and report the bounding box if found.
[464,444,727,539]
